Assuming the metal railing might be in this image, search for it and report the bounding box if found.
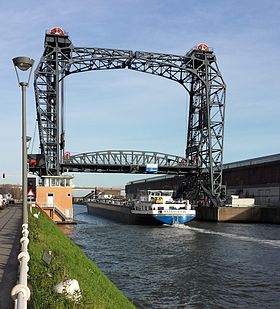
[11,221,30,308]
[38,203,68,221]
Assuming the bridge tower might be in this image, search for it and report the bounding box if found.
[185,43,226,205]
[34,28,72,176]
[34,29,226,206]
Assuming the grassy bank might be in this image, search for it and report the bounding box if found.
[28,208,135,309]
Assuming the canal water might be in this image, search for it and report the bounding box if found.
[64,204,280,308]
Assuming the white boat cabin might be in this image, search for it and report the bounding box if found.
[133,190,192,212]
[137,190,174,203]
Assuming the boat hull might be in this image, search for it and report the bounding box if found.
[87,202,196,225]
[153,214,195,225]
[86,202,162,225]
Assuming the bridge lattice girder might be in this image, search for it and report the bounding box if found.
[61,150,194,174]
[34,32,226,205]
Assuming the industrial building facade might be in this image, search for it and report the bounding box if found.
[223,154,280,206]
[126,154,280,207]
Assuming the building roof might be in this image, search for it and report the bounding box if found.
[223,153,280,169]
[127,153,280,185]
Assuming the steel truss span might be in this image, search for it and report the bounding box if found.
[61,150,194,174]
[34,31,226,205]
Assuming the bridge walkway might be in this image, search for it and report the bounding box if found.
[0,204,22,309]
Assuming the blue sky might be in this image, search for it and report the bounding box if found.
[0,0,279,188]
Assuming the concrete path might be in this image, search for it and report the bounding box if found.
[0,204,22,309]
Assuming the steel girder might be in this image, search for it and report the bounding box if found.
[34,32,226,205]
[61,150,194,174]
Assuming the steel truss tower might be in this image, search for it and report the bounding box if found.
[34,31,226,205]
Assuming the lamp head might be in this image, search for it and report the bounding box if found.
[12,56,35,86]
[26,136,32,143]
[13,57,34,71]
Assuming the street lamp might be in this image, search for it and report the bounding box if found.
[13,56,34,225]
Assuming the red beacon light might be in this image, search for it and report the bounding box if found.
[49,27,65,36]
[195,43,209,52]
[64,151,71,160]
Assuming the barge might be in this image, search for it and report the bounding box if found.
[86,190,196,225]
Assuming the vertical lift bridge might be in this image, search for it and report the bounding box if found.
[31,27,226,206]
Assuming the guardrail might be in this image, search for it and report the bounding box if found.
[11,220,30,308]
[38,203,68,221]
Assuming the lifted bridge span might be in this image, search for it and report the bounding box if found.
[61,150,195,174]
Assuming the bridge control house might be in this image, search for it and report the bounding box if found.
[36,175,74,223]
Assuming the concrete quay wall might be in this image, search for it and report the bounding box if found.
[196,206,280,224]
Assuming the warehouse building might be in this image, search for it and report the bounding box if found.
[126,153,280,207]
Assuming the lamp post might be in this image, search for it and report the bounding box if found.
[13,56,34,225]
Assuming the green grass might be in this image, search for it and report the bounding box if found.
[28,208,136,309]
